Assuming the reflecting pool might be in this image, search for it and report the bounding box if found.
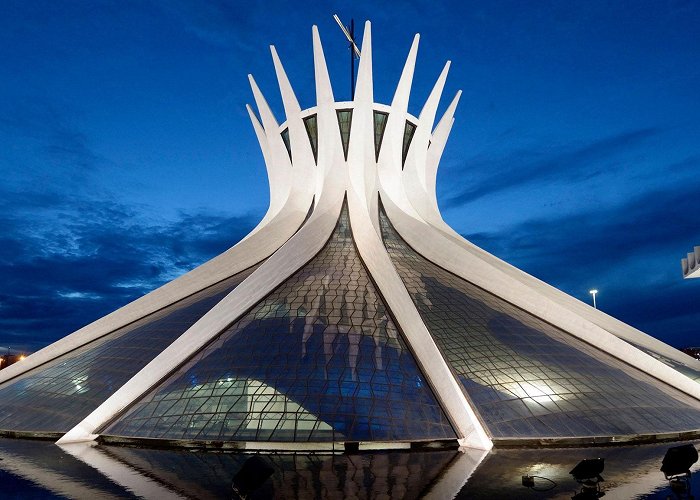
[1,438,699,498]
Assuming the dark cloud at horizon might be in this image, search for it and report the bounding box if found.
[464,177,700,347]
[0,187,257,352]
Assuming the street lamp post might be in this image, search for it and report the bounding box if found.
[589,289,599,309]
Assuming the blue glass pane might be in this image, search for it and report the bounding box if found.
[379,203,700,439]
[0,265,258,433]
[373,111,388,161]
[336,110,352,161]
[102,204,456,443]
[401,120,416,167]
[303,114,318,163]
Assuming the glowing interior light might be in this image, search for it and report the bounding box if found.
[507,381,561,402]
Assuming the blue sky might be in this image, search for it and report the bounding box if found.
[1,0,699,352]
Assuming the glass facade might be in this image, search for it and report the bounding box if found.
[379,204,700,439]
[336,110,352,160]
[0,266,258,433]
[303,114,318,163]
[102,204,456,443]
[373,111,389,161]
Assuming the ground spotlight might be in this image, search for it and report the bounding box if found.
[521,473,557,492]
[570,458,605,499]
[661,443,698,498]
[232,455,274,499]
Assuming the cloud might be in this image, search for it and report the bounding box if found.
[0,95,263,352]
[0,188,258,352]
[463,178,700,347]
[443,127,661,207]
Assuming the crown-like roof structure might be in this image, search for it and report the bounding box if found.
[2,22,700,451]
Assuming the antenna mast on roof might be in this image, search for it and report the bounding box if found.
[333,14,361,100]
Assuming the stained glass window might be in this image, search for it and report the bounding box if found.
[0,266,258,434]
[303,114,318,163]
[102,204,456,443]
[379,203,700,439]
[373,111,389,161]
[336,109,352,161]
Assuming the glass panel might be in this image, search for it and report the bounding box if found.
[102,203,456,443]
[0,265,259,433]
[379,203,700,439]
[336,110,352,161]
[280,128,291,161]
[402,121,416,168]
[373,111,389,161]
[303,114,318,163]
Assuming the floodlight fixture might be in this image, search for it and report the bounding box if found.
[570,458,605,499]
[660,443,698,497]
[570,458,604,482]
[661,444,698,479]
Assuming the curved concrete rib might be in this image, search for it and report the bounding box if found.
[247,74,293,220]
[244,104,283,234]
[380,193,700,402]
[405,60,450,192]
[379,34,419,175]
[271,45,316,172]
[312,25,343,201]
[376,35,424,223]
[407,91,461,228]
[348,21,377,209]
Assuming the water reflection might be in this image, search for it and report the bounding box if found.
[1,438,699,499]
